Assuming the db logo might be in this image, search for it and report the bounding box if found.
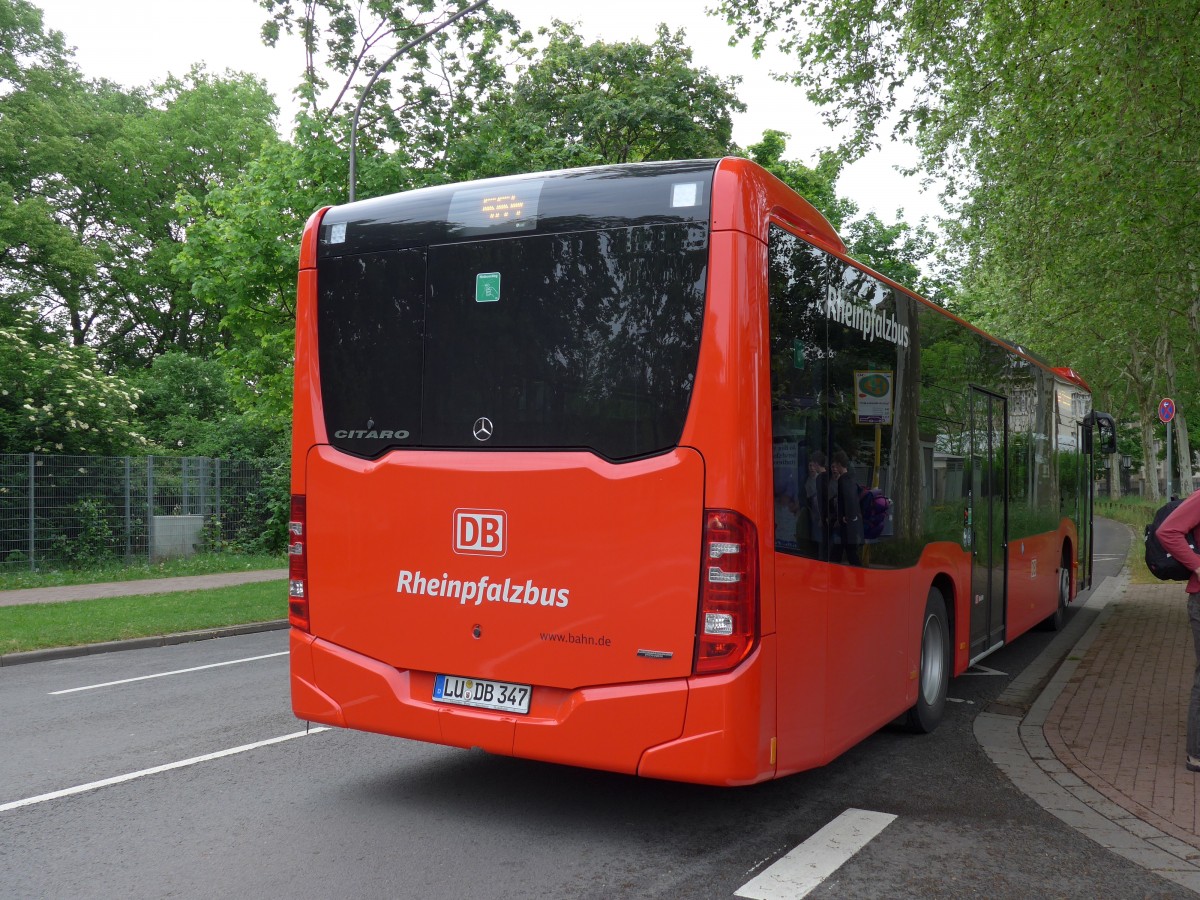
[453,509,507,556]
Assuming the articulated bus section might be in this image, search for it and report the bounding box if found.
[289,158,1114,785]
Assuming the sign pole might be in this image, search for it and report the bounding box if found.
[1167,419,1173,499]
[1160,397,1177,499]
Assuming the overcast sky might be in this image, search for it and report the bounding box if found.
[34,0,942,224]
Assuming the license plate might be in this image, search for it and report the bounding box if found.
[433,674,531,714]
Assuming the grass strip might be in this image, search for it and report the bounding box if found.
[1096,497,1158,531]
[1125,538,1154,584]
[0,581,286,655]
[1096,506,1157,585]
[0,553,285,592]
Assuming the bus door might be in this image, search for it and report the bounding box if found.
[969,387,1008,661]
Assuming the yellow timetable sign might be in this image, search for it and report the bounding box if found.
[854,370,894,424]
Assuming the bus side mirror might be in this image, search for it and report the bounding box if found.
[1087,411,1117,455]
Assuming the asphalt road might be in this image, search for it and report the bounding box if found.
[0,518,1190,899]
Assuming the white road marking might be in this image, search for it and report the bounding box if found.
[50,651,289,695]
[947,697,976,704]
[734,808,897,899]
[963,663,1007,676]
[0,728,329,813]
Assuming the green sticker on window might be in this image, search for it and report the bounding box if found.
[793,339,805,369]
[476,272,501,303]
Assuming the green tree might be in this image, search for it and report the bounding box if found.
[746,129,848,229]
[260,0,522,184]
[99,70,280,364]
[0,0,278,364]
[842,212,948,304]
[0,0,96,332]
[452,21,744,178]
[718,0,1200,499]
[179,10,750,435]
[174,128,344,435]
[172,2,526,435]
[747,130,944,302]
[0,0,62,86]
[132,352,282,458]
[0,313,143,454]
[0,0,286,459]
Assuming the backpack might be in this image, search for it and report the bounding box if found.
[859,487,892,540]
[1144,499,1196,581]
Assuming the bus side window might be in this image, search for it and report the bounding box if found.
[768,226,830,559]
[823,263,912,567]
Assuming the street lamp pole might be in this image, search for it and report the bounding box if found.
[348,0,490,202]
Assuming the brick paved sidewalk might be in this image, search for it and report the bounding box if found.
[1044,581,1200,849]
[0,569,287,607]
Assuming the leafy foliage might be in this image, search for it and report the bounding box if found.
[260,0,523,173]
[0,0,285,457]
[0,32,278,363]
[49,498,114,567]
[746,129,849,228]
[452,22,744,177]
[178,9,750,437]
[747,130,944,302]
[0,0,948,514]
[0,313,143,454]
[132,352,283,458]
[718,0,1200,496]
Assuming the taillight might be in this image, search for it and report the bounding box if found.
[288,494,310,631]
[695,509,759,674]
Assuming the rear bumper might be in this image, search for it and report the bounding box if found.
[290,629,776,785]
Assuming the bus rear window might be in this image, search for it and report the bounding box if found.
[317,223,708,460]
[317,249,426,459]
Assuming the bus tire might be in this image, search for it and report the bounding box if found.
[905,587,949,734]
[1038,549,1070,632]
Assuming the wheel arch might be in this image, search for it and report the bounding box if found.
[1061,535,1075,598]
[928,571,962,676]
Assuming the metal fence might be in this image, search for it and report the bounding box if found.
[0,453,284,571]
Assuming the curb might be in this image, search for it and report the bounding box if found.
[974,571,1200,894]
[0,620,289,667]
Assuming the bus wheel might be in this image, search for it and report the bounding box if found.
[905,587,949,734]
[1039,552,1070,632]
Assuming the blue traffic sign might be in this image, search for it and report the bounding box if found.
[1159,397,1176,424]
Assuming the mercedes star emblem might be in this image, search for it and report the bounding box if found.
[472,416,494,442]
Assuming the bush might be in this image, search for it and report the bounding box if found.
[230,453,288,555]
[48,497,116,567]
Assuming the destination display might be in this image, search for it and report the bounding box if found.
[446,180,545,235]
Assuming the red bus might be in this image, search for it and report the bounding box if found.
[288,158,1115,785]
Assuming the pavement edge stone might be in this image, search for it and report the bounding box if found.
[975,570,1200,895]
[0,620,288,667]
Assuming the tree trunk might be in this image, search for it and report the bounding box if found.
[1126,338,1159,501]
[1175,412,1195,497]
[890,294,923,542]
[1141,411,1159,502]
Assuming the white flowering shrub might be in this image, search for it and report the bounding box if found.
[0,318,146,454]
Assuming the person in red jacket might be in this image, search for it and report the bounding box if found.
[1157,491,1200,772]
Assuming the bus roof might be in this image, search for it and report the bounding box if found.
[317,159,720,258]
[306,156,1091,396]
